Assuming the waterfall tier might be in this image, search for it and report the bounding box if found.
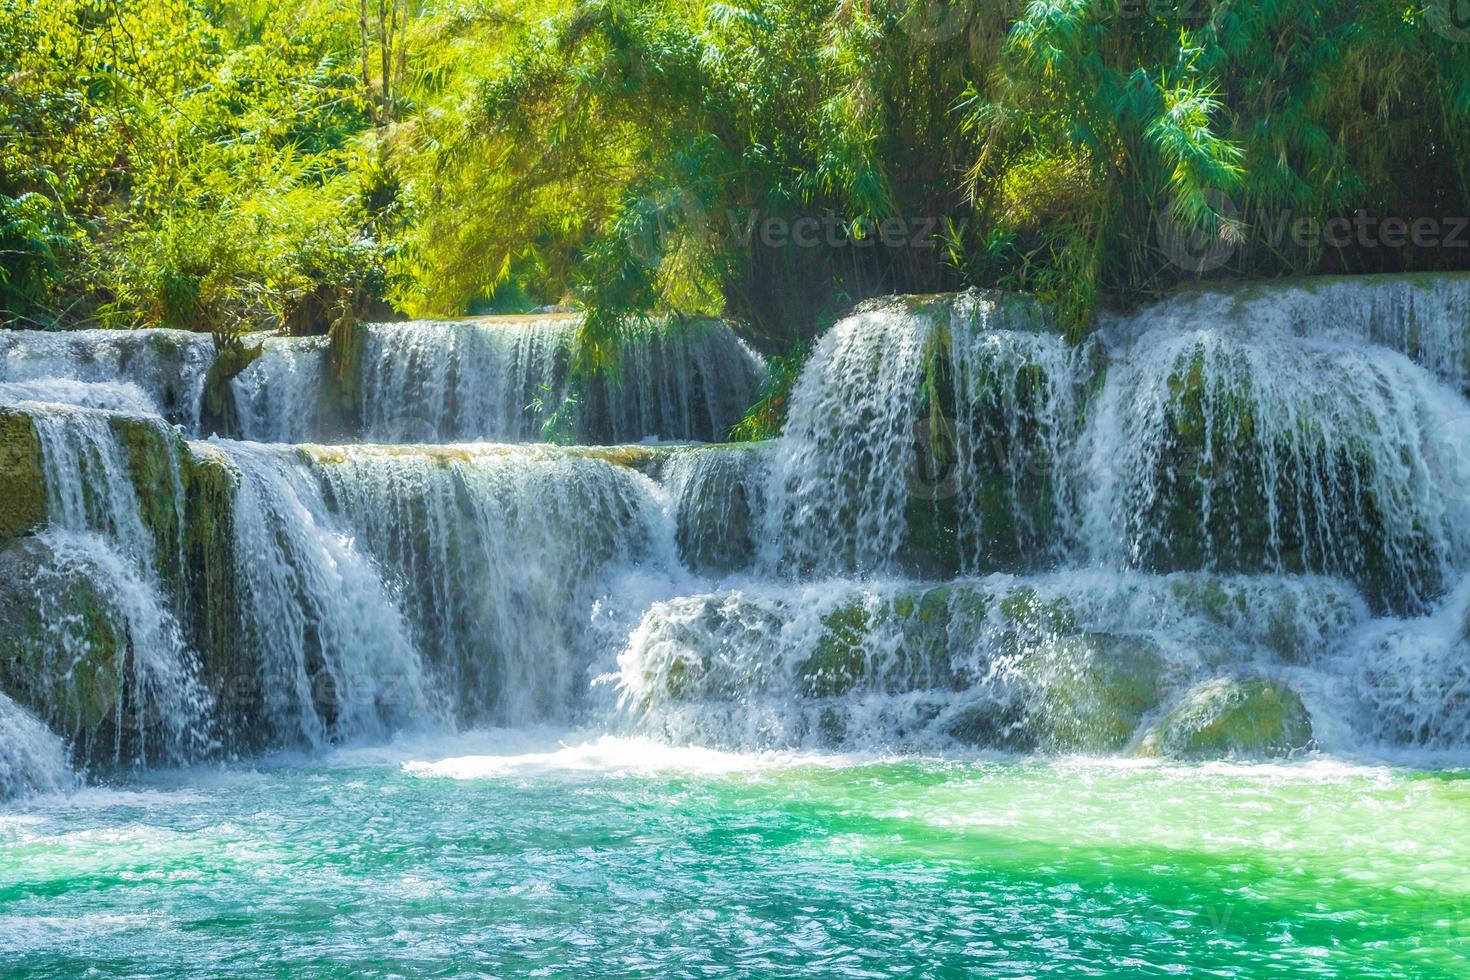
[1,315,765,445]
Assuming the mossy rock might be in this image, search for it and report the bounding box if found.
[1021,633,1166,752]
[0,537,126,751]
[179,443,245,742]
[999,587,1076,634]
[200,338,264,437]
[799,601,872,697]
[109,414,186,587]
[1137,677,1313,759]
[0,410,45,546]
[1145,346,1429,612]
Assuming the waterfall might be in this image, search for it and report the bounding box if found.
[666,443,771,574]
[356,315,764,444]
[0,329,214,428]
[1098,274,1470,391]
[0,378,157,415]
[1078,328,1470,610]
[24,410,210,763]
[764,292,1088,577]
[213,441,435,748]
[307,444,666,725]
[230,336,336,443]
[763,299,932,575]
[8,272,1470,790]
[615,571,1367,751]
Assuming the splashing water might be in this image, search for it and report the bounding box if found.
[764,293,1089,577]
[0,329,214,428]
[0,691,75,802]
[614,570,1368,752]
[1099,273,1470,390]
[307,443,665,725]
[4,277,1470,973]
[229,336,337,443]
[23,410,209,764]
[212,441,435,749]
[1078,328,1470,609]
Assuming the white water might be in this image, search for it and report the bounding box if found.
[613,571,1368,751]
[355,316,764,444]
[1078,328,1470,608]
[6,275,1470,801]
[1098,274,1470,390]
[0,316,765,446]
[307,444,667,725]
[764,293,1088,576]
[0,691,74,801]
[212,441,435,748]
[228,336,334,443]
[0,329,214,428]
[23,409,209,764]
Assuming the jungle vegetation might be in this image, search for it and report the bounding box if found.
[4,0,1469,358]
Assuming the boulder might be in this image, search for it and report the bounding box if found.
[1137,676,1313,759]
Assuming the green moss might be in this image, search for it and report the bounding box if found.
[179,444,240,729]
[799,602,872,697]
[1137,677,1314,759]
[0,410,45,545]
[0,537,126,754]
[201,338,264,437]
[109,415,186,589]
[999,587,1076,635]
[917,585,954,623]
[673,444,768,573]
[1148,346,1425,611]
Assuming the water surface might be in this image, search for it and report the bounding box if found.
[3,735,1466,977]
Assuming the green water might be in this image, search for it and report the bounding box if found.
[2,735,1467,977]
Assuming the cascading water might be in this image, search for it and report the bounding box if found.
[1078,328,1470,609]
[1098,273,1470,390]
[20,408,210,764]
[228,336,337,444]
[0,690,74,802]
[665,443,771,574]
[0,329,214,428]
[0,314,765,446]
[8,281,1470,980]
[355,315,765,444]
[614,571,1367,751]
[7,273,1470,805]
[306,444,665,725]
[763,292,1088,577]
[212,441,435,748]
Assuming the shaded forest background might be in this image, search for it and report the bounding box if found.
[4,0,1470,359]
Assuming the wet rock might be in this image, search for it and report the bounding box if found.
[1137,676,1313,759]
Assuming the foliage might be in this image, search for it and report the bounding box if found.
[0,0,396,335]
[728,340,806,441]
[2,0,1468,364]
